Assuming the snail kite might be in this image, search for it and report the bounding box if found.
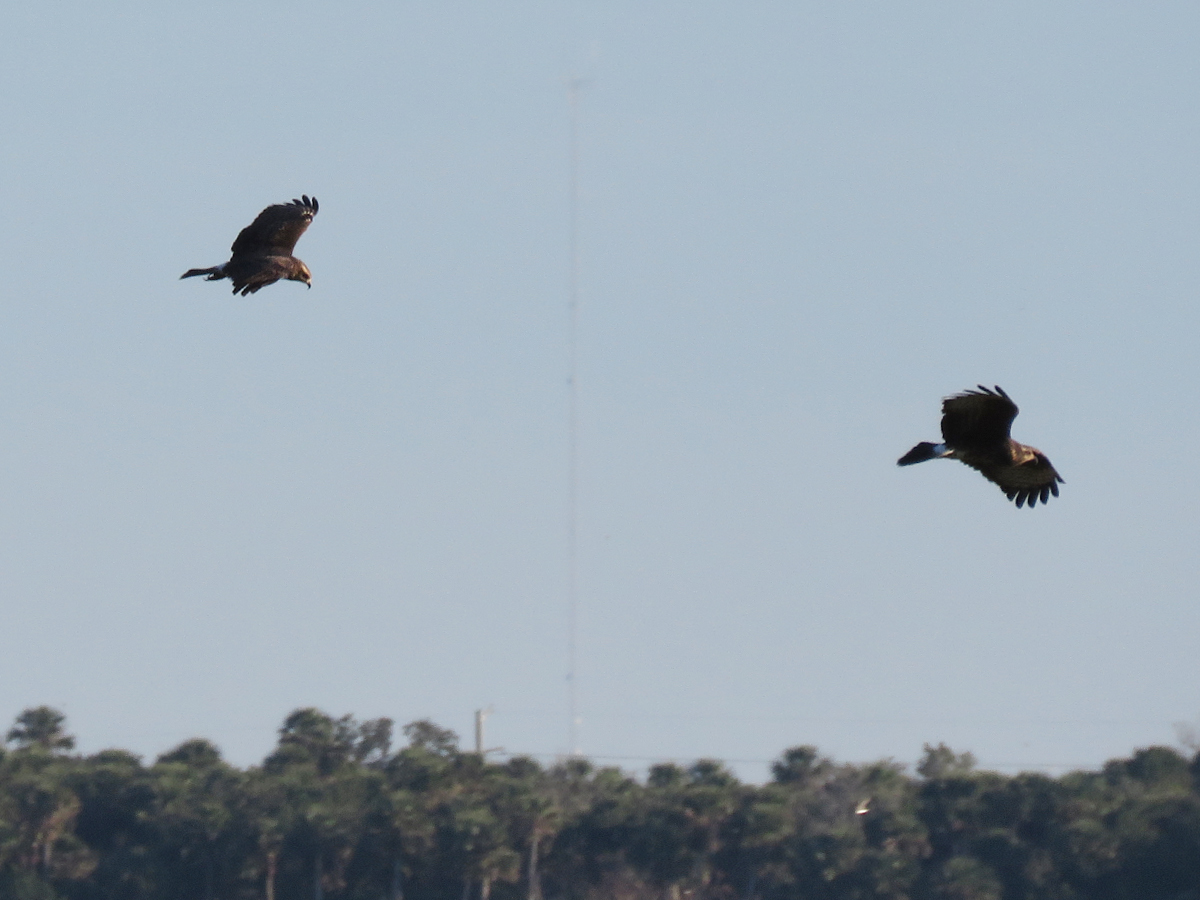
[898,385,1064,508]
[182,196,318,295]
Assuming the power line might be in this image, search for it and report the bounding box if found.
[479,749,1105,776]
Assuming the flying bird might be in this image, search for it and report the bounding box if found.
[181,195,319,295]
[897,385,1064,508]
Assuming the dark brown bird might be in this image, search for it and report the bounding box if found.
[898,385,1064,508]
[181,196,318,295]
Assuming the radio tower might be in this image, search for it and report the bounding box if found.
[566,78,584,757]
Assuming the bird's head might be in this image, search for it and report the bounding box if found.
[289,261,313,289]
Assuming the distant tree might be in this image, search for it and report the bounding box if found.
[402,719,460,758]
[68,749,157,897]
[627,763,694,895]
[495,756,561,900]
[6,709,74,754]
[261,709,379,900]
[157,737,224,770]
[918,744,977,780]
[151,739,246,900]
[266,708,357,777]
[1106,745,1193,792]
[243,766,290,900]
[302,766,371,900]
[772,745,834,786]
[0,737,94,892]
[614,760,744,898]
[355,718,394,767]
[359,780,434,900]
[533,760,655,900]
[446,791,519,900]
[1089,747,1200,899]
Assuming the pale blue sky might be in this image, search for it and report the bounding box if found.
[2,3,1199,780]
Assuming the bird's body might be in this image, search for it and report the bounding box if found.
[898,385,1063,508]
[182,196,318,295]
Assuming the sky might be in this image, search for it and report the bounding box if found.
[2,3,1199,782]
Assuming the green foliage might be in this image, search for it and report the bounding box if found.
[6,708,75,754]
[918,743,977,780]
[2,706,1200,900]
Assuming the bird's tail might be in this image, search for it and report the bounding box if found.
[897,442,948,466]
[180,265,226,281]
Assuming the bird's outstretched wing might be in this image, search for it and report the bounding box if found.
[230,195,318,257]
[974,450,1064,509]
[940,385,1018,452]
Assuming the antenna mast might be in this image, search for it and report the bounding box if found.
[566,78,584,756]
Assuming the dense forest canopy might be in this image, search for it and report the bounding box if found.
[2,706,1199,900]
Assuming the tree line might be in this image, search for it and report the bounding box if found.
[2,705,1199,900]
